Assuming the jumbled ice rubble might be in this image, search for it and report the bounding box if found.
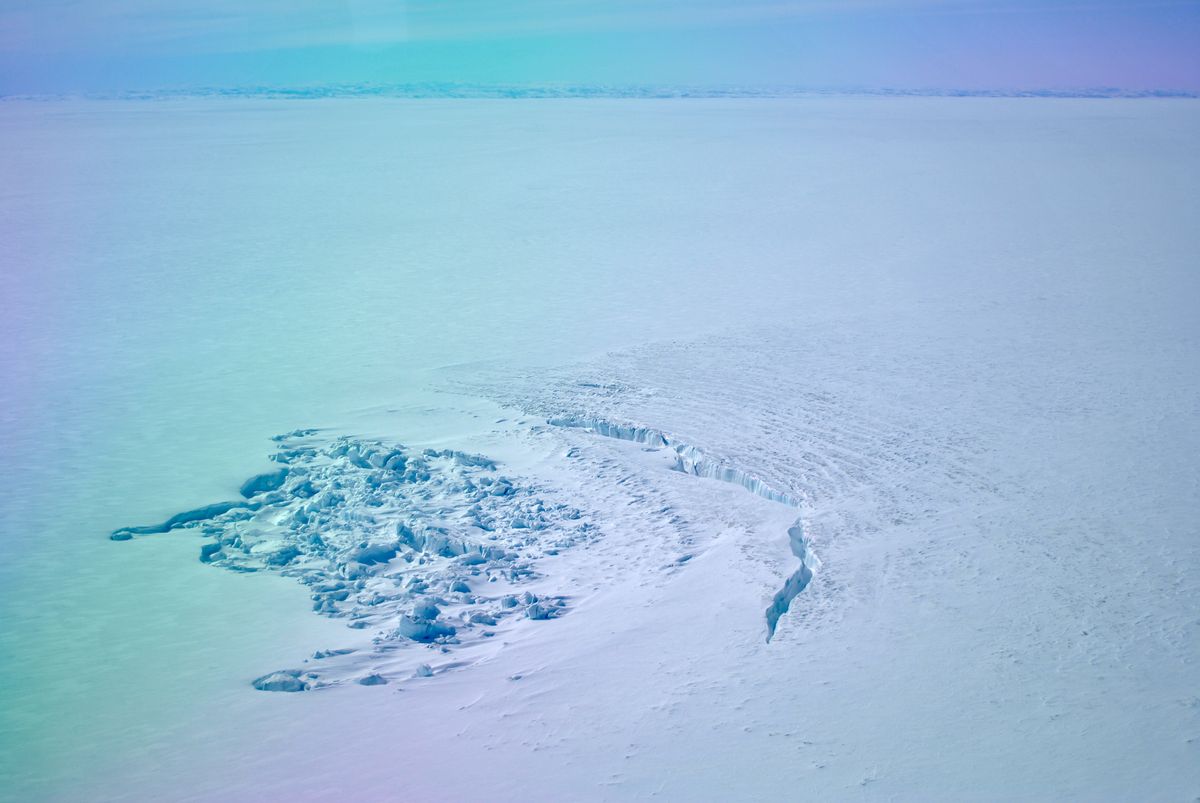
[112,430,590,690]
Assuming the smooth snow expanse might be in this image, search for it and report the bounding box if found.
[1,97,1198,801]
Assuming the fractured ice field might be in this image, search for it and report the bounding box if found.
[111,414,818,688]
[112,433,581,689]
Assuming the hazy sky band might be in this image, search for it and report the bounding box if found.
[2,0,1198,92]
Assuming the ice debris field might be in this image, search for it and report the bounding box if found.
[111,415,818,689]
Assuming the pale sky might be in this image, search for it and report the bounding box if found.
[2,0,1198,93]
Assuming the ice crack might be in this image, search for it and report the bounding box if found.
[546,416,817,640]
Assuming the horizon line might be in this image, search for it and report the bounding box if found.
[4,83,1199,101]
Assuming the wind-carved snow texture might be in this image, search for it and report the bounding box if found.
[111,430,590,690]
[546,416,817,640]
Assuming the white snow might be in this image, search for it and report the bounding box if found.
[1,96,1197,800]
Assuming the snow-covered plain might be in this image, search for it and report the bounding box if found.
[1,97,1198,800]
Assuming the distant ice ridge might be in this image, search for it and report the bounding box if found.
[112,430,589,690]
[6,83,1196,101]
[546,416,816,640]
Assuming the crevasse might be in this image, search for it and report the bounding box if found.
[547,416,817,640]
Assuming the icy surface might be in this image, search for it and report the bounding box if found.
[2,97,1198,801]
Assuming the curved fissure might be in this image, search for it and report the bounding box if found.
[546,415,817,639]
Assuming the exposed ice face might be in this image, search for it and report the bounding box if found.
[113,431,582,689]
